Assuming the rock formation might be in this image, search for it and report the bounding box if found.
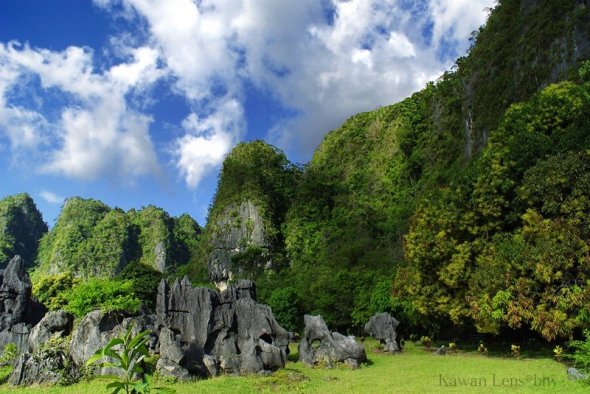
[9,347,79,386]
[0,255,45,353]
[299,315,367,369]
[206,201,270,283]
[364,312,400,353]
[69,311,156,368]
[10,274,289,385]
[156,277,289,377]
[28,310,73,353]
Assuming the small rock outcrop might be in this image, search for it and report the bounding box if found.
[9,347,79,386]
[434,345,447,356]
[364,312,400,353]
[156,277,289,377]
[28,310,73,353]
[567,367,588,381]
[299,315,367,369]
[69,310,156,368]
[0,255,45,352]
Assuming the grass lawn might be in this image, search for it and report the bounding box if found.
[0,340,586,393]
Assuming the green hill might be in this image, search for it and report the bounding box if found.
[192,0,590,337]
[0,193,47,268]
[36,197,201,278]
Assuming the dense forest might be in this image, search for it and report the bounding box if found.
[2,0,590,342]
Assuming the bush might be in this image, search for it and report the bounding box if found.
[33,272,79,311]
[0,343,17,366]
[268,287,301,332]
[568,329,590,378]
[118,262,164,311]
[65,278,141,318]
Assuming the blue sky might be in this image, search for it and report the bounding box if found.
[0,0,493,227]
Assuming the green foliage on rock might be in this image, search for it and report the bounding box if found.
[36,197,201,280]
[64,278,140,318]
[33,272,79,312]
[397,79,590,340]
[0,193,47,267]
[267,287,301,332]
[192,140,300,282]
[117,262,164,310]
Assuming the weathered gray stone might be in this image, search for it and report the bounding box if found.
[434,345,447,356]
[202,354,218,377]
[364,312,400,353]
[0,255,45,353]
[159,327,184,365]
[207,201,270,282]
[9,347,79,386]
[156,277,289,376]
[28,310,73,353]
[567,367,588,381]
[156,357,191,381]
[299,315,366,369]
[69,310,156,368]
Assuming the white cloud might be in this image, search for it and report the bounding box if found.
[1,0,495,190]
[429,0,493,47]
[39,190,64,204]
[0,41,164,182]
[174,98,244,188]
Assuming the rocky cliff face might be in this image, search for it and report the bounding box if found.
[0,255,45,353]
[0,194,47,268]
[206,200,269,283]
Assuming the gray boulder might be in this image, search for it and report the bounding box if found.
[69,310,156,370]
[156,357,191,381]
[299,315,367,369]
[567,367,588,381]
[9,347,79,386]
[364,312,400,353]
[0,255,45,353]
[156,277,289,376]
[434,345,447,356]
[28,310,73,353]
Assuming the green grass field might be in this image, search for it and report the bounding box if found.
[0,340,587,393]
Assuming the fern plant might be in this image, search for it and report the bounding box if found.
[86,326,173,394]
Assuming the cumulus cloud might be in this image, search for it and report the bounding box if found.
[1,0,494,189]
[174,98,244,188]
[39,190,64,204]
[0,42,163,181]
[100,0,493,177]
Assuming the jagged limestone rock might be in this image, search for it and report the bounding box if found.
[0,255,45,353]
[69,310,156,373]
[299,314,366,369]
[156,357,191,381]
[364,312,400,353]
[207,201,269,283]
[156,277,288,376]
[28,310,73,353]
[9,347,79,386]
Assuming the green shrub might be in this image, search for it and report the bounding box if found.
[33,272,79,311]
[0,343,17,365]
[579,60,590,83]
[268,287,301,332]
[420,336,432,349]
[568,329,590,378]
[118,262,164,311]
[65,278,140,318]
